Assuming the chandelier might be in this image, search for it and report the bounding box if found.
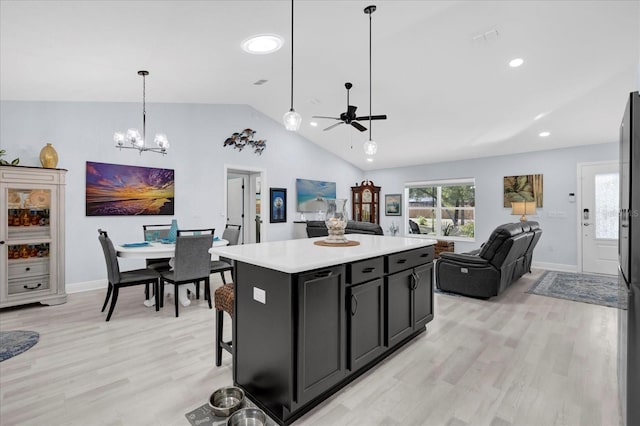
[114,70,169,155]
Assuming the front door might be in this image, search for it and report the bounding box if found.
[580,162,619,275]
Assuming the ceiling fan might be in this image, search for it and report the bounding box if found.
[312,82,387,132]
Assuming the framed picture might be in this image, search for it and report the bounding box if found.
[86,161,175,216]
[270,188,287,223]
[385,194,402,216]
[296,178,336,212]
[503,174,543,207]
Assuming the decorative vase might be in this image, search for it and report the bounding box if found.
[167,219,178,243]
[324,199,348,243]
[39,143,58,168]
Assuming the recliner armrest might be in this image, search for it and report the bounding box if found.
[438,252,489,266]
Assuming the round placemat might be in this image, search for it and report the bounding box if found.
[313,240,360,247]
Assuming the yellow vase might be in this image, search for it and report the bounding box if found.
[39,143,58,168]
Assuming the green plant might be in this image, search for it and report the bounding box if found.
[0,149,19,165]
[416,216,428,226]
[442,222,454,236]
[460,222,475,237]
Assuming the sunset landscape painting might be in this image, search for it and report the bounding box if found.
[86,162,174,216]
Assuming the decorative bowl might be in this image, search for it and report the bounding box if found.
[226,408,267,426]
[208,386,244,417]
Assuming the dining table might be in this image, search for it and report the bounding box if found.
[116,238,229,307]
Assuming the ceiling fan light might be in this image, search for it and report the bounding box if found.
[363,139,378,156]
[283,109,302,131]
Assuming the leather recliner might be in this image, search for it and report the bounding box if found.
[435,221,541,298]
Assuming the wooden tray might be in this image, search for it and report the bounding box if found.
[313,240,360,247]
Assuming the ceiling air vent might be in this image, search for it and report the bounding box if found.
[253,79,268,85]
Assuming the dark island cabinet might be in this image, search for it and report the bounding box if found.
[232,244,434,425]
[348,277,385,372]
[296,266,347,406]
[385,251,434,348]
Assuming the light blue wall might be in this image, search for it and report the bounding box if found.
[368,142,618,270]
[0,100,619,284]
[0,101,363,286]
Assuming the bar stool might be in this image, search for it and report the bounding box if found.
[214,283,234,366]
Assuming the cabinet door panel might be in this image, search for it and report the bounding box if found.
[349,278,384,371]
[297,267,346,405]
[413,264,433,330]
[385,269,414,347]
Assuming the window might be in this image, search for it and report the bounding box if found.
[405,179,475,240]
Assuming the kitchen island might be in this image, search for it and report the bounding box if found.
[211,234,437,425]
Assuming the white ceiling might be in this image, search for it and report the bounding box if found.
[1,0,638,170]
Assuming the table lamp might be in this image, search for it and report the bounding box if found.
[511,201,537,221]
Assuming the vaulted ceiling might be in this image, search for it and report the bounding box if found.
[1,1,638,170]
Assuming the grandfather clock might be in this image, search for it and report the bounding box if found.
[351,179,381,224]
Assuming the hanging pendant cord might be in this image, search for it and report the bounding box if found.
[368,9,372,141]
[142,73,147,142]
[290,0,294,111]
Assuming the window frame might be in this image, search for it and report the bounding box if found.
[405,178,476,242]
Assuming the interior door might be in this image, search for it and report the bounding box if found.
[227,176,245,244]
[581,162,619,275]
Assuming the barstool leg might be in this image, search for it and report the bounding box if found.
[216,309,223,366]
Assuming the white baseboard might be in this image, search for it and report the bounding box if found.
[66,279,106,294]
[532,261,578,273]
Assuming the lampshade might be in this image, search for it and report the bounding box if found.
[511,201,537,221]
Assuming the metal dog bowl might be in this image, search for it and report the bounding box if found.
[226,407,267,426]
[208,386,245,417]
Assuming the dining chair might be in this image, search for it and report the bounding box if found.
[142,224,172,299]
[210,224,241,284]
[97,229,160,321]
[159,230,214,317]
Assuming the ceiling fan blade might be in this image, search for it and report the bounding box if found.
[323,122,344,131]
[312,115,341,120]
[355,114,387,121]
[351,122,367,132]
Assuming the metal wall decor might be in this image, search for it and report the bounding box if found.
[223,128,266,155]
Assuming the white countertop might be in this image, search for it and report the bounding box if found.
[210,234,437,273]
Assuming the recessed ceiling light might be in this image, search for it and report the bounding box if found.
[539,131,550,137]
[534,112,547,121]
[509,58,524,68]
[310,121,318,127]
[241,34,283,54]
[366,158,374,162]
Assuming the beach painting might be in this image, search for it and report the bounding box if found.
[296,178,336,212]
[86,161,175,216]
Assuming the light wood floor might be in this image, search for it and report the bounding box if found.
[0,269,621,426]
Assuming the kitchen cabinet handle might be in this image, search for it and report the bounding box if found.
[24,283,42,290]
[314,270,333,278]
[419,253,431,258]
[25,267,31,271]
[396,259,407,264]
[351,294,358,316]
[0,240,5,245]
[362,267,375,273]
[411,272,420,290]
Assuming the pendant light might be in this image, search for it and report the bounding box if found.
[283,0,302,131]
[114,70,169,155]
[363,5,378,156]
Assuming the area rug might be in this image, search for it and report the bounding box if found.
[527,271,622,308]
[0,331,40,362]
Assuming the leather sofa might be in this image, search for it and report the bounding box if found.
[435,221,542,298]
[306,220,384,237]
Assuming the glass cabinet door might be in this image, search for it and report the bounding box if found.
[5,187,53,297]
